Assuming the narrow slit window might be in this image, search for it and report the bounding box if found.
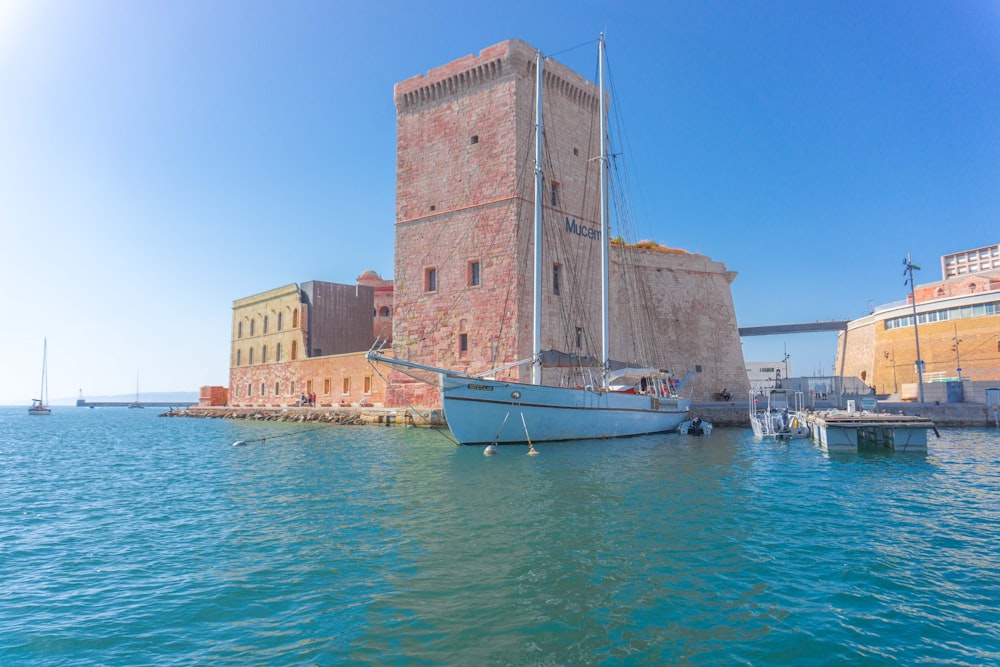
[425,267,437,292]
[553,264,561,296]
[469,261,480,287]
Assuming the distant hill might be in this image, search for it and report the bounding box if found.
[52,391,200,406]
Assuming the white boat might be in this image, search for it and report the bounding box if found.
[369,37,690,445]
[679,416,713,436]
[28,338,52,415]
[749,388,808,439]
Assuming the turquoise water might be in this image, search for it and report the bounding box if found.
[1,407,998,665]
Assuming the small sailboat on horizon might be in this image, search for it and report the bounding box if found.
[128,373,144,409]
[29,338,52,415]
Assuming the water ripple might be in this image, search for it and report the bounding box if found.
[2,410,999,665]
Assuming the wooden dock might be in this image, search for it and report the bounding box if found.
[800,411,937,452]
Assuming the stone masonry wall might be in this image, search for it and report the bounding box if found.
[229,351,387,408]
[389,39,749,405]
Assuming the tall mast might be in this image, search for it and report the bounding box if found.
[599,35,610,382]
[532,50,544,386]
[41,337,48,405]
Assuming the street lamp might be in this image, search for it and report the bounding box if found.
[904,253,925,403]
[952,324,963,381]
[883,350,897,394]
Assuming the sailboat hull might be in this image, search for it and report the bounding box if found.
[441,374,690,444]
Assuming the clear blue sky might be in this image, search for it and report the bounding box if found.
[2,0,997,404]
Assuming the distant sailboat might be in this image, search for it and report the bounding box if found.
[128,373,144,409]
[29,338,52,415]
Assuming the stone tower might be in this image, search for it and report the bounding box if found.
[391,39,748,403]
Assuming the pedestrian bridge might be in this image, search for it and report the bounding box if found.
[738,321,849,337]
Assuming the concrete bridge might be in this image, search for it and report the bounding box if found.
[738,321,849,337]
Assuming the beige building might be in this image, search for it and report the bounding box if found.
[837,245,1000,399]
[228,275,394,407]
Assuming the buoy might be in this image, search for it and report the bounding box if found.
[484,443,499,455]
[527,444,538,456]
[232,440,246,447]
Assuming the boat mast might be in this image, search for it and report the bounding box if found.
[532,50,544,386]
[599,35,610,384]
[41,337,48,406]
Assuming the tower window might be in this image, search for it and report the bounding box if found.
[263,316,268,334]
[425,267,437,292]
[277,312,283,331]
[576,327,583,349]
[551,181,560,207]
[276,342,282,362]
[553,264,561,296]
[469,261,480,287]
[471,135,479,144]
[237,322,243,339]
[248,347,254,365]
[250,319,255,336]
[459,333,469,354]
[262,345,268,364]
[236,349,241,366]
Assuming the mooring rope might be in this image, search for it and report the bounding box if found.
[231,422,346,447]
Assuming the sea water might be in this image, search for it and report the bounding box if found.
[1,406,998,666]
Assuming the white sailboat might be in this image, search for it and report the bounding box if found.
[369,36,690,445]
[128,373,144,409]
[29,338,52,415]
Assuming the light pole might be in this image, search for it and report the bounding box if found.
[904,253,925,403]
[952,324,962,381]
[783,343,790,382]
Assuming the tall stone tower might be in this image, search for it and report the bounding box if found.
[391,39,749,403]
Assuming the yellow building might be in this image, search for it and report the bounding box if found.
[837,246,1000,400]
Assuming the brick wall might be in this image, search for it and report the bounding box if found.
[228,351,388,408]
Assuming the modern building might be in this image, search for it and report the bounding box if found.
[837,244,1000,399]
[746,360,794,391]
[387,39,749,405]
